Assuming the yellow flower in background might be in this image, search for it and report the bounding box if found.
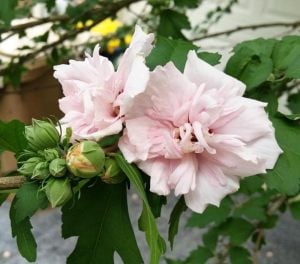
[107,38,121,54]
[124,34,132,45]
[91,18,122,36]
[75,18,122,37]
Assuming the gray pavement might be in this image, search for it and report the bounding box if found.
[0,192,300,264]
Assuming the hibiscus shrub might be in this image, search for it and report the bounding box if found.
[1,22,300,264]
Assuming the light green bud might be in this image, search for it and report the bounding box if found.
[49,158,67,177]
[18,157,43,176]
[101,158,125,184]
[42,148,60,161]
[45,178,72,208]
[25,119,60,151]
[32,161,50,180]
[66,141,105,178]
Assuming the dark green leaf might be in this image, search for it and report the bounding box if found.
[168,196,187,249]
[10,198,37,262]
[174,0,201,8]
[185,246,213,263]
[98,134,121,148]
[238,175,264,194]
[225,38,276,90]
[158,10,191,39]
[62,181,143,264]
[288,91,300,114]
[222,218,254,245]
[147,36,220,72]
[0,120,27,154]
[14,182,48,223]
[202,227,219,251]
[272,36,300,79]
[233,197,268,221]
[197,51,221,66]
[0,193,8,206]
[0,0,18,26]
[115,153,166,264]
[147,189,167,218]
[187,197,233,228]
[229,246,252,264]
[147,36,197,71]
[289,201,300,220]
[265,115,300,195]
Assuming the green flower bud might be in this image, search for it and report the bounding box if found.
[42,148,60,161]
[25,120,60,151]
[49,158,67,177]
[101,158,125,184]
[66,141,105,178]
[18,157,43,176]
[45,178,72,208]
[32,161,50,180]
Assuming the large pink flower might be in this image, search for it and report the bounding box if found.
[119,51,282,213]
[54,25,154,141]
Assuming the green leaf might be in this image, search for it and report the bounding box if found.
[62,181,143,264]
[202,227,219,251]
[0,120,27,154]
[0,193,8,206]
[147,36,220,72]
[14,182,48,223]
[168,196,187,249]
[147,37,197,71]
[265,114,300,195]
[225,38,276,90]
[185,246,213,263]
[0,0,18,26]
[158,10,191,39]
[115,153,166,264]
[283,113,300,121]
[187,197,233,228]
[174,0,201,8]
[233,196,268,222]
[197,51,221,66]
[289,201,300,220]
[288,91,300,114]
[238,175,264,195]
[222,218,254,246]
[272,36,300,79]
[229,246,252,264]
[98,134,121,148]
[10,198,37,262]
[147,188,167,218]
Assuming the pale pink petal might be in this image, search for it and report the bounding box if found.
[138,158,171,196]
[73,119,123,141]
[168,155,197,196]
[184,160,239,213]
[184,51,245,96]
[54,45,114,94]
[215,98,272,142]
[116,56,150,115]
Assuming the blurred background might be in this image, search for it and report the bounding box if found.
[0,0,300,263]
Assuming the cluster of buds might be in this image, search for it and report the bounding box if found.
[18,119,127,208]
[18,120,71,207]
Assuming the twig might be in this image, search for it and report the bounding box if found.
[192,21,300,41]
[252,195,287,263]
[0,176,26,190]
[0,15,69,34]
[0,0,141,76]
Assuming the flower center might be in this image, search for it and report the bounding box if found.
[172,122,216,154]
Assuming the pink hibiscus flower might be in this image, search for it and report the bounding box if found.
[119,51,282,213]
[54,25,154,141]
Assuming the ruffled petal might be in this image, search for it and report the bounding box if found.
[184,160,239,213]
[184,51,245,96]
